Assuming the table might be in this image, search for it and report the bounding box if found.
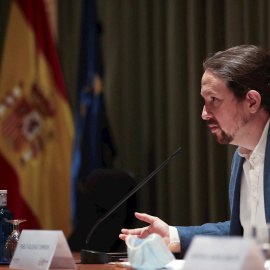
[74,253,125,270]
[0,253,127,270]
[0,263,118,270]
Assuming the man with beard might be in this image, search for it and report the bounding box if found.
[119,44,270,255]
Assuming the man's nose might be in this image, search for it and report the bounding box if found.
[201,105,211,120]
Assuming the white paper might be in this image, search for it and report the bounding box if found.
[184,236,265,270]
[10,230,76,270]
[166,259,185,269]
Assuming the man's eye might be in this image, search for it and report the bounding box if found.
[211,97,217,102]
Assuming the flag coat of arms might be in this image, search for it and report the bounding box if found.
[0,0,74,236]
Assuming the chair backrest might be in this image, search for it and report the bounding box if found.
[68,168,137,252]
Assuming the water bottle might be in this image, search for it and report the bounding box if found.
[0,190,13,262]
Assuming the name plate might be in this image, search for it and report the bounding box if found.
[10,230,76,270]
[184,236,265,270]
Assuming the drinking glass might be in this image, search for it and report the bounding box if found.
[3,219,26,262]
[250,224,270,270]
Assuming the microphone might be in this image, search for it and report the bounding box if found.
[80,146,181,264]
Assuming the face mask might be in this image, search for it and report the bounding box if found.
[126,233,175,269]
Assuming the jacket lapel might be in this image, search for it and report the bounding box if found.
[229,153,244,235]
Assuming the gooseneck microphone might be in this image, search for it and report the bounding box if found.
[81,147,181,264]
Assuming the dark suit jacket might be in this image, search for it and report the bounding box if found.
[176,126,270,254]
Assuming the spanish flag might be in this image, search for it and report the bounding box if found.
[0,0,74,237]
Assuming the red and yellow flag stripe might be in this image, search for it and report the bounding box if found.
[0,0,74,236]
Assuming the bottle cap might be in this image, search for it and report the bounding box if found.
[0,190,7,194]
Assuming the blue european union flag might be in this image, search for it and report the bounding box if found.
[71,0,116,227]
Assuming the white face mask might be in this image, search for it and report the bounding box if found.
[126,233,175,269]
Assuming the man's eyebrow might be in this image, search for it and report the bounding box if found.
[200,89,217,97]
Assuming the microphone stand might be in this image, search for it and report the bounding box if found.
[80,147,181,264]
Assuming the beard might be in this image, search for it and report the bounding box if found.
[213,128,233,144]
[207,115,250,145]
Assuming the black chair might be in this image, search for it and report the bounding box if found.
[68,168,137,252]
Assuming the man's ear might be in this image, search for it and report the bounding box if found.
[245,90,261,113]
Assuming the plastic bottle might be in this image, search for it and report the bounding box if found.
[0,190,14,263]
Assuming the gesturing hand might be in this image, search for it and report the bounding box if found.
[119,212,170,246]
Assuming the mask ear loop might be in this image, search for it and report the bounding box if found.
[126,234,156,250]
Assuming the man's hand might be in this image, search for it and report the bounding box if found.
[119,212,170,246]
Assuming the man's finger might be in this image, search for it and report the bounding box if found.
[135,212,157,224]
[121,228,144,235]
[119,234,127,241]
